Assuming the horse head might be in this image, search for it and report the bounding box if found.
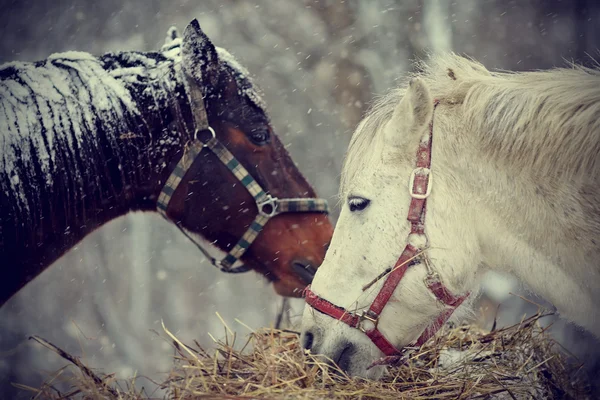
[300,77,476,378]
[159,20,333,297]
[301,54,600,378]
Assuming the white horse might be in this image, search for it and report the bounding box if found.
[300,53,600,379]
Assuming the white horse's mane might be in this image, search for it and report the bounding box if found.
[342,53,600,196]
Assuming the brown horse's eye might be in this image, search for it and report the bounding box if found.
[249,128,270,145]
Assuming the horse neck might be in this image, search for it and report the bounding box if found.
[435,106,600,334]
[0,51,189,304]
[432,105,593,252]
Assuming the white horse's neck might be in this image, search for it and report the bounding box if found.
[434,105,600,337]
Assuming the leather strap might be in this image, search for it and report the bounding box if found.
[183,71,210,135]
[368,244,420,317]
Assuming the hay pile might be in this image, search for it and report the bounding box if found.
[20,312,591,399]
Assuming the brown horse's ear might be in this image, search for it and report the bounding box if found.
[181,19,220,89]
[386,78,433,149]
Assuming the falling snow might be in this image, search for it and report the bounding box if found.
[1,1,599,397]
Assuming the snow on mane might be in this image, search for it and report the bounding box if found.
[216,46,267,113]
[47,50,98,62]
[0,51,140,212]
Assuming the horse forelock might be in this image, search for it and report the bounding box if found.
[341,53,600,198]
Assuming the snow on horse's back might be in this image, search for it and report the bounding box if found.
[301,53,600,379]
[0,51,144,213]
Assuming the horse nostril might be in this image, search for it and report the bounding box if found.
[302,330,314,351]
[291,260,316,284]
[335,343,355,372]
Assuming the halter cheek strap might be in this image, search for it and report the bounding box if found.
[304,100,469,358]
[157,71,329,273]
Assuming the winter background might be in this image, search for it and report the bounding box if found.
[1,0,599,397]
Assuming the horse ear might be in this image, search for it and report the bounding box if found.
[181,19,220,88]
[386,78,433,148]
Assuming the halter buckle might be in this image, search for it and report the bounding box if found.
[212,258,226,270]
[409,167,432,199]
[195,126,216,147]
[357,310,379,333]
[424,270,441,287]
[257,194,279,217]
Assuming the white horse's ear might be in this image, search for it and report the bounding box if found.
[181,19,220,88]
[386,78,433,148]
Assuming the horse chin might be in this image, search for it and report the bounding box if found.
[245,258,308,297]
[272,277,306,298]
[251,255,322,298]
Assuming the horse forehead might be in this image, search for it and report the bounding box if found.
[343,144,415,198]
[345,165,406,197]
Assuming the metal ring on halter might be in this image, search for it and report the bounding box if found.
[213,257,249,273]
[225,264,253,274]
[357,310,380,333]
[422,254,437,276]
[195,126,216,147]
[212,257,224,270]
[257,194,279,217]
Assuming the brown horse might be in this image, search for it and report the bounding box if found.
[0,19,333,305]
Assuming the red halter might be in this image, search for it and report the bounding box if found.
[304,100,469,359]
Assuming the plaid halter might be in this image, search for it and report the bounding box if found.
[157,71,329,273]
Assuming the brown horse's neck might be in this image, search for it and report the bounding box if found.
[0,50,191,305]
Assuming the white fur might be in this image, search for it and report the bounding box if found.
[301,53,600,379]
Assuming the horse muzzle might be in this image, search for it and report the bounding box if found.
[301,322,386,379]
[291,259,318,285]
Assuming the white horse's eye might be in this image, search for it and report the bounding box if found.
[348,196,371,212]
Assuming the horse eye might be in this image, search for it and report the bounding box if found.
[348,197,370,212]
[249,128,270,145]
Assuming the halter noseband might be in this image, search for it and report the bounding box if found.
[304,101,469,360]
[157,71,329,273]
